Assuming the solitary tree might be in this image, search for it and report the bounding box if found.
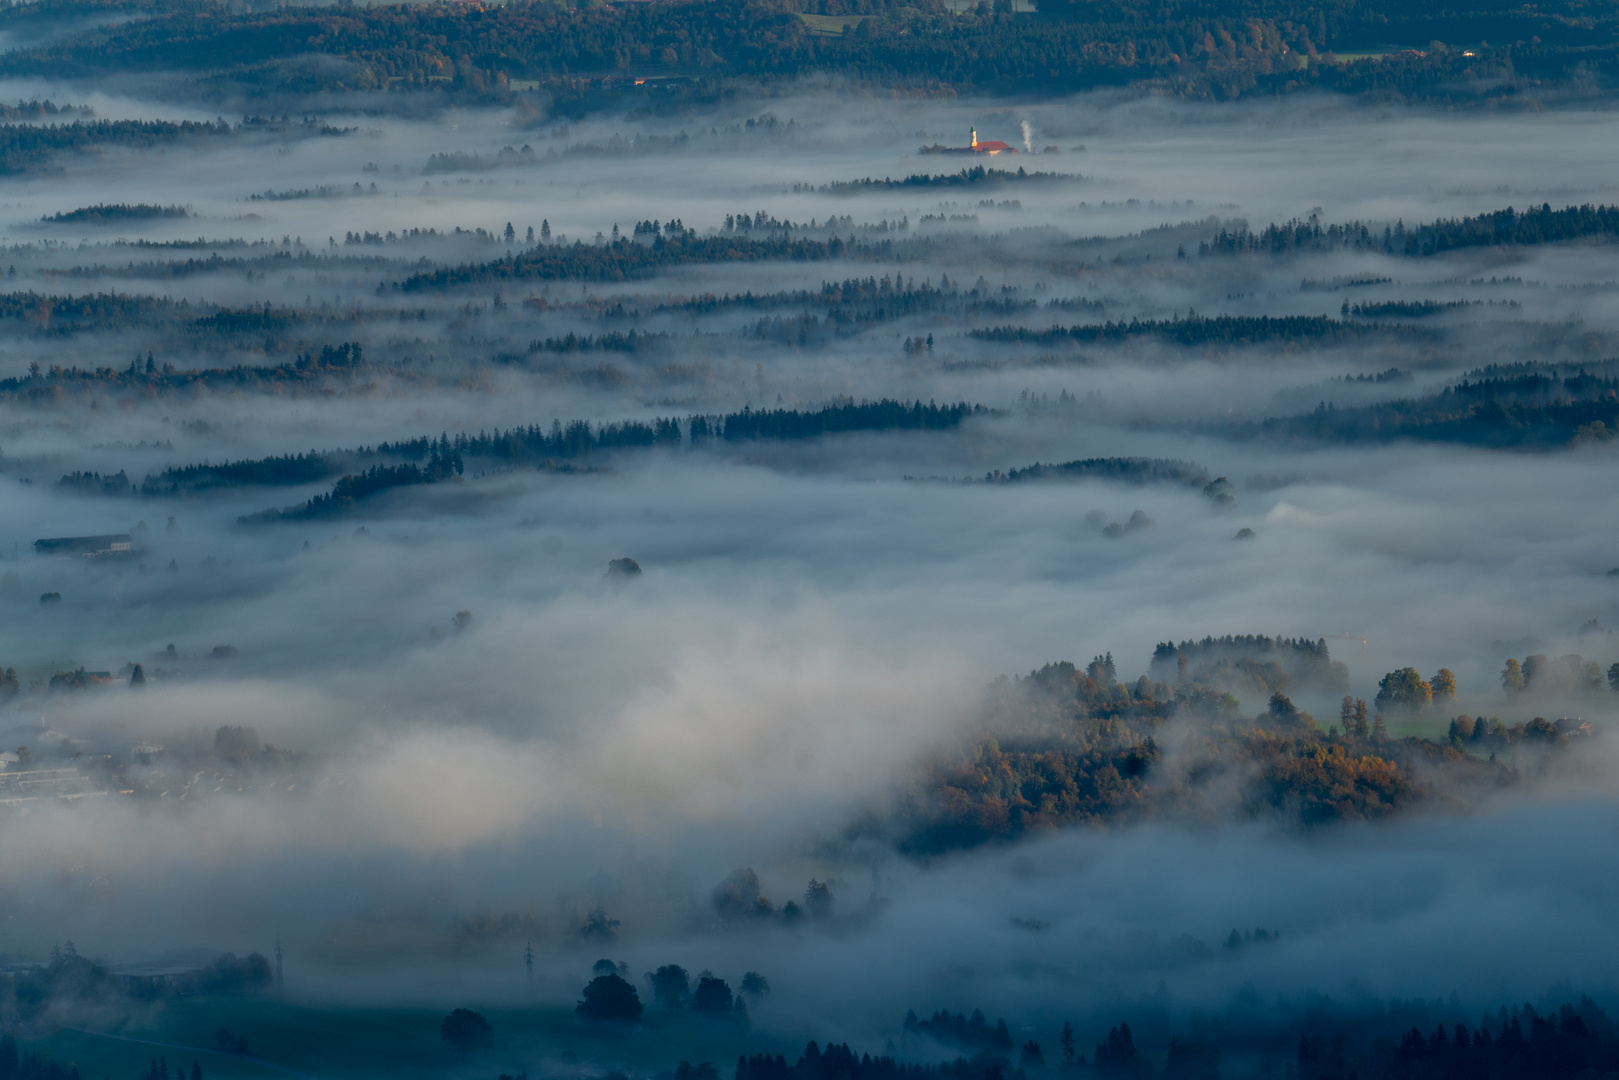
[1523,654,1551,689]
[441,1009,493,1053]
[577,906,620,943]
[1268,692,1299,719]
[691,975,734,1016]
[803,879,834,920]
[1375,667,1431,712]
[1020,1041,1046,1071]
[576,974,643,1023]
[1430,668,1456,702]
[1501,658,1526,696]
[649,964,690,1010]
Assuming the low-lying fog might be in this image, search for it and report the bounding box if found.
[0,76,1617,1059]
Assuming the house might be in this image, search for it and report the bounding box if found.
[33,534,134,557]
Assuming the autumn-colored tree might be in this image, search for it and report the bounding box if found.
[1501,658,1525,696]
[1375,667,1432,712]
[1430,668,1456,702]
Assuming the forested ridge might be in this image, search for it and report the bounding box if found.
[1249,361,1619,447]
[0,0,1611,105]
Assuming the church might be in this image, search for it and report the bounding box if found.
[945,128,1016,155]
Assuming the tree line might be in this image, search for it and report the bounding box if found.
[1152,634,1349,694]
[220,400,985,520]
[737,1043,1005,1080]
[42,203,186,224]
[0,118,233,175]
[240,450,466,523]
[1244,361,1619,448]
[1499,652,1619,698]
[0,290,388,337]
[576,960,767,1025]
[992,457,1209,487]
[524,274,1075,344]
[819,166,1069,194]
[647,273,1033,321]
[0,945,271,1029]
[1311,1001,1619,1080]
[1203,203,1619,258]
[397,229,896,290]
[971,314,1398,348]
[738,996,1619,1080]
[0,1036,79,1080]
[9,344,382,410]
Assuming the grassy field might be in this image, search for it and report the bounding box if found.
[800,2,1031,27]
[796,13,867,35]
[26,998,792,1080]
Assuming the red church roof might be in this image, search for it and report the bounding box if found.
[974,140,1014,152]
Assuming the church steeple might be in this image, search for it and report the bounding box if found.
[971,128,978,149]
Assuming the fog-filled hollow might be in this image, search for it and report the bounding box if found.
[1,71,1619,1080]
